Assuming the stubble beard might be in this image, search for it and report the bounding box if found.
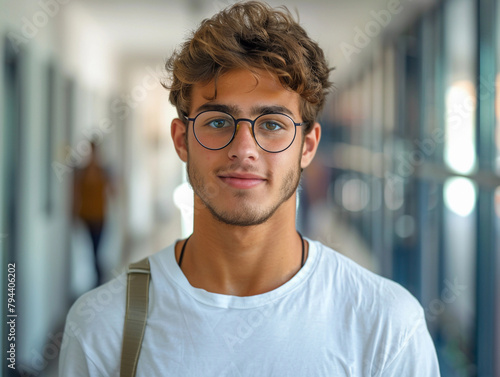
[187,157,301,227]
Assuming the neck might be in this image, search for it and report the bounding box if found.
[176,194,307,296]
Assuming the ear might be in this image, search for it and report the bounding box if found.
[300,122,321,169]
[171,118,188,162]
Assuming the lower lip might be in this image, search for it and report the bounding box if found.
[219,177,265,189]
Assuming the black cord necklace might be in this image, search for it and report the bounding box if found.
[178,232,305,269]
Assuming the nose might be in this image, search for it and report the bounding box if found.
[226,121,259,161]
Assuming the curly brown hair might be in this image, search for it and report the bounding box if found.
[164,1,333,133]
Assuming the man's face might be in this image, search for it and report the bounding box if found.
[174,68,318,226]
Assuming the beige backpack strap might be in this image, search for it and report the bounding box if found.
[120,257,151,377]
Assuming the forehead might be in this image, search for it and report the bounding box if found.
[190,69,301,117]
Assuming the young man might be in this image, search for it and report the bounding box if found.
[60,2,440,376]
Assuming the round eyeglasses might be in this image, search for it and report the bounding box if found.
[185,110,307,153]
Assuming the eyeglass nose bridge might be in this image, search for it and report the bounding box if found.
[233,118,258,142]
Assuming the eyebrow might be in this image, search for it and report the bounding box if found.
[192,103,295,118]
[193,103,240,115]
[250,105,294,117]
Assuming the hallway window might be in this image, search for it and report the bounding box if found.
[442,177,477,375]
[496,0,500,175]
[440,1,478,374]
[443,0,477,175]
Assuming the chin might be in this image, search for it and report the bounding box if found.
[205,201,278,227]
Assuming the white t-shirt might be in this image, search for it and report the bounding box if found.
[59,240,440,376]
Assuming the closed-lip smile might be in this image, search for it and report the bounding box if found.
[218,172,266,189]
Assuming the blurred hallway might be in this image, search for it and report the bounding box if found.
[1,0,499,376]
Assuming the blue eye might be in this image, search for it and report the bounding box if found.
[207,119,230,129]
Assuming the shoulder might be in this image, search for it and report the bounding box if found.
[61,247,175,374]
[311,241,427,367]
[313,240,422,315]
[60,273,128,375]
[65,244,175,338]
[64,272,128,342]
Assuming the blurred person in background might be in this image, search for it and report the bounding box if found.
[60,2,440,376]
[72,139,113,286]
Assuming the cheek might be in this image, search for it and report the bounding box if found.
[269,154,299,177]
[187,144,219,171]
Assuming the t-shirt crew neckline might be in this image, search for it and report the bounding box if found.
[156,237,319,309]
